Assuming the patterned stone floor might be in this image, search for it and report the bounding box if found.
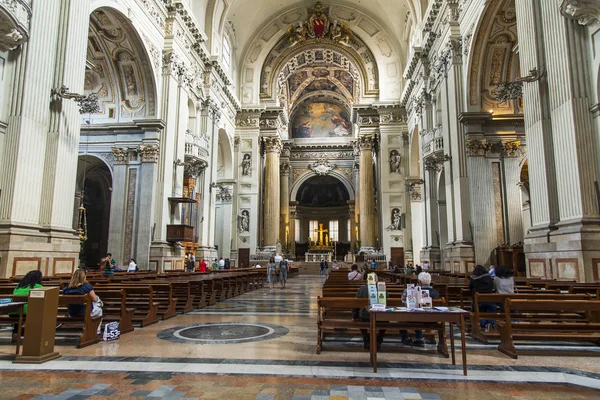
[2,372,600,400]
[1,275,599,399]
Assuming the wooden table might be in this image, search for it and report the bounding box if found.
[369,308,468,375]
[0,302,26,355]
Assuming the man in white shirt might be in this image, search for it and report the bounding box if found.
[218,257,225,270]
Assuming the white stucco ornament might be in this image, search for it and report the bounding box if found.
[560,0,600,25]
[308,159,337,176]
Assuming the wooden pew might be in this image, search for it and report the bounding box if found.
[497,299,600,359]
[96,286,159,327]
[93,289,135,334]
[470,292,592,343]
[98,283,176,320]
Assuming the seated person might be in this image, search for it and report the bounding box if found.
[62,269,98,318]
[351,278,386,350]
[10,270,44,336]
[347,264,362,280]
[400,272,440,347]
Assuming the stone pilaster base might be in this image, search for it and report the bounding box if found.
[444,243,475,273]
[420,247,441,270]
[404,249,414,265]
[195,245,218,261]
[525,222,600,283]
[149,241,185,272]
[0,224,80,278]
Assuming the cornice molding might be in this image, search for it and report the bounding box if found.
[560,0,600,25]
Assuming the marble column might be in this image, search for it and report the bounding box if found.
[279,162,290,249]
[358,135,376,250]
[262,136,282,250]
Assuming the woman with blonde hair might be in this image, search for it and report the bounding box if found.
[62,269,99,317]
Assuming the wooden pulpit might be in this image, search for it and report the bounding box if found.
[14,287,61,363]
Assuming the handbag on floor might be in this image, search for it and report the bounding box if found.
[103,321,120,341]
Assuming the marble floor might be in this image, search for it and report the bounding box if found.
[0,275,599,399]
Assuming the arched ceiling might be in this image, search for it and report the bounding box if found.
[226,0,417,58]
[228,0,412,105]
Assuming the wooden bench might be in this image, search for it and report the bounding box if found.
[93,289,135,335]
[2,294,103,349]
[96,286,159,327]
[98,283,176,320]
[497,299,600,359]
[470,293,592,343]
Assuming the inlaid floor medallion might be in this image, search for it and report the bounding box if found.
[157,322,289,344]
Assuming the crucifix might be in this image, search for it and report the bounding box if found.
[314,224,328,246]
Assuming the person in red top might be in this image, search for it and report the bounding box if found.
[199,259,207,273]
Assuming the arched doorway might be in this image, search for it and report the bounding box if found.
[294,175,352,260]
[76,156,112,267]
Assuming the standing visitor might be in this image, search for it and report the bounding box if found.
[225,258,231,269]
[324,260,329,276]
[218,257,225,270]
[279,258,288,289]
[199,259,207,273]
[319,259,325,276]
[370,259,377,270]
[267,257,276,290]
[211,259,218,271]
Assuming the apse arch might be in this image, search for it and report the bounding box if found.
[238,2,405,105]
[85,6,158,123]
[290,171,355,203]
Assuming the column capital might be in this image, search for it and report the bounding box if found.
[112,147,128,165]
[139,144,160,163]
[465,139,492,157]
[262,135,282,154]
[358,135,376,151]
[280,162,291,176]
[501,140,523,158]
[560,0,600,25]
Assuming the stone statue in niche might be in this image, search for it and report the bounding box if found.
[238,210,250,233]
[389,150,401,173]
[391,208,405,231]
[241,153,251,176]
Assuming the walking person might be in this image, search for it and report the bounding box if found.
[279,258,288,289]
[267,257,277,290]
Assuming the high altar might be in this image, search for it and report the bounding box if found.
[305,224,333,262]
